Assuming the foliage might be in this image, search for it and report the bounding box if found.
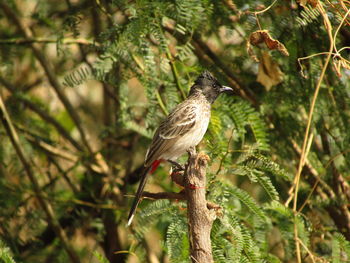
[0,240,16,263]
[0,0,349,262]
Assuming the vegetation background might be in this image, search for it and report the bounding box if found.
[0,0,350,262]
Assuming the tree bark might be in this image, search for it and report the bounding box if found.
[140,148,219,262]
[185,148,216,263]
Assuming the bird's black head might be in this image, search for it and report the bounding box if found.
[189,71,234,104]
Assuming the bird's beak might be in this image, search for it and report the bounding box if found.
[220,85,234,93]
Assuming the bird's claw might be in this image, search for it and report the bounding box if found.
[186,146,196,157]
[168,160,185,171]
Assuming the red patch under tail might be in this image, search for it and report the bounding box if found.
[150,160,162,174]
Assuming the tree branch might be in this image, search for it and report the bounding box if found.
[166,49,187,100]
[0,76,85,152]
[0,37,94,45]
[142,191,186,200]
[0,94,81,263]
[0,2,94,156]
[185,148,216,263]
[138,150,220,262]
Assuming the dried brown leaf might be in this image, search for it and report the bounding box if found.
[247,30,289,61]
[257,51,284,90]
[333,57,350,77]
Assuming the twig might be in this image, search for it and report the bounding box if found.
[70,199,119,209]
[297,237,316,263]
[222,0,238,13]
[248,0,280,30]
[325,148,350,168]
[101,82,120,105]
[297,6,350,78]
[166,49,187,100]
[94,0,113,19]
[14,124,81,193]
[0,37,94,45]
[142,191,186,200]
[155,89,169,115]
[321,129,350,201]
[49,157,79,194]
[0,76,85,152]
[332,7,350,54]
[0,94,81,263]
[286,132,314,205]
[215,127,234,175]
[1,76,108,174]
[286,138,335,205]
[297,180,319,213]
[293,3,334,262]
[130,54,169,116]
[254,0,279,15]
[16,125,79,163]
[0,2,94,157]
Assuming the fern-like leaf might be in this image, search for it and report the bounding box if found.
[0,240,16,263]
[166,217,190,263]
[332,233,350,263]
[62,66,92,87]
[224,184,267,221]
[296,6,320,28]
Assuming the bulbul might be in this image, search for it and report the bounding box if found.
[127,71,233,226]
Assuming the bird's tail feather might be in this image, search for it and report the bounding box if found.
[127,165,152,226]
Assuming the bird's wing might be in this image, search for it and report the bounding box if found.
[144,103,198,166]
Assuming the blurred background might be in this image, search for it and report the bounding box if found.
[0,0,350,262]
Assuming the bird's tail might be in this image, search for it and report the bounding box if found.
[127,160,161,226]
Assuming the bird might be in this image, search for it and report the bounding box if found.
[127,71,233,226]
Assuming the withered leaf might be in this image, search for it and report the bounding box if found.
[333,57,350,77]
[247,30,289,61]
[257,51,284,90]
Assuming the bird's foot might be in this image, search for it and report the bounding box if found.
[167,160,185,171]
[168,160,185,186]
[186,146,196,157]
[170,167,185,187]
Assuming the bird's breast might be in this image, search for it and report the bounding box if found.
[162,102,210,161]
[190,105,210,146]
